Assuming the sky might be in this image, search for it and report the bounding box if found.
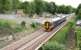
[20,0,81,8]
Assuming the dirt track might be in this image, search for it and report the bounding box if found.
[67,28,75,50]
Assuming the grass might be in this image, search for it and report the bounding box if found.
[75,27,81,49]
[0,19,16,25]
[74,15,81,50]
[42,42,66,50]
[49,24,70,44]
[0,19,24,34]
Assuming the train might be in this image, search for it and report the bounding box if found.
[43,16,66,32]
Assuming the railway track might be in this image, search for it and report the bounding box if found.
[0,29,45,50]
[1,21,68,50]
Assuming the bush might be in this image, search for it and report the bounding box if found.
[75,27,81,49]
[0,20,11,28]
[68,22,74,27]
[49,25,69,44]
[76,15,81,20]
[21,21,26,27]
[42,42,65,50]
[76,9,81,20]
[79,42,81,50]
[13,25,23,33]
[30,22,39,28]
[0,19,24,33]
[0,20,13,36]
[68,21,75,28]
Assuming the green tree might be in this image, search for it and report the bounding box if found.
[64,6,72,14]
[76,4,81,20]
[56,5,72,14]
[33,0,44,15]
[44,2,50,13]
[72,8,76,13]
[76,4,81,15]
[76,9,81,19]
[56,5,66,13]
[29,2,36,15]
[48,2,56,14]
[20,1,30,14]
[12,0,20,10]
[0,0,13,13]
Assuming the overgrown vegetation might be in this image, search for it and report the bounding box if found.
[42,42,65,50]
[75,27,81,50]
[49,25,69,44]
[0,19,23,36]
[30,22,39,28]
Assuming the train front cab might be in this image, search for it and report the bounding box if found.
[43,21,52,32]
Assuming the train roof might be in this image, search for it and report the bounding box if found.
[52,17,61,22]
[42,17,62,24]
[33,15,66,24]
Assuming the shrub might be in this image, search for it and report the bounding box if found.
[49,25,69,44]
[0,19,26,38]
[79,42,81,50]
[68,21,75,28]
[13,25,23,32]
[42,42,65,50]
[21,21,26,27]
[0,20,10,28]
[31,22,39,28]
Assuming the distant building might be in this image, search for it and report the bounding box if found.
[32,14,38,18]
[16,9,25,17]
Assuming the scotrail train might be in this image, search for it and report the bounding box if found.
[43,16,66,32]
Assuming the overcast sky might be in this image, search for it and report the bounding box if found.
[20,0,81,8]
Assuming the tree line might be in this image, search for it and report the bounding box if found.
[0,0,81,19]
[0,0,75,14]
